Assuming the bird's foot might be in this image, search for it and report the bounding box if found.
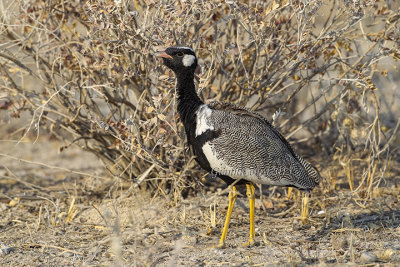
[211,241,226,249]
[241,238,255,247]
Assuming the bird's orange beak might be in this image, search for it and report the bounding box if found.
[154,46,173,59]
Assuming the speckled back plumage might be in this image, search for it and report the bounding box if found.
[204,101,320,190]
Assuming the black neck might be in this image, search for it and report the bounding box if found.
[175,71,203,126]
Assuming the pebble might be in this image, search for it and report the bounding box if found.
[0,203,7,212]
[0,243,15,256]
[331,234,349,250]
[63,252,74,257]
[182,235,197,246]
[359,252,377,264]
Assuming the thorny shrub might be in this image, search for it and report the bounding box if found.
[0,0,399,200]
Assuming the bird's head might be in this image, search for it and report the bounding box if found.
[155,46,200,75]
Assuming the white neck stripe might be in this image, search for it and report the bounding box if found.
[174,46,194,52]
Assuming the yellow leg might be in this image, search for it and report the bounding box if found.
[215,186,237,248]
[301,192,309,225]
[242,183,256,247]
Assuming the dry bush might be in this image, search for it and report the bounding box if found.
[1,0,399,200]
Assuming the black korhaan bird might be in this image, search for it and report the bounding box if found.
[155,46,320,248]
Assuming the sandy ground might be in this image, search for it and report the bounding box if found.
[1,138,400,266]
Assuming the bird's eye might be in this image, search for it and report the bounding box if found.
[176,52,184,57]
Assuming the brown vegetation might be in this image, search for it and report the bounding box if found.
[1,0,399,265]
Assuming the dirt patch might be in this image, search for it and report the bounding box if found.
[1,139,400,265]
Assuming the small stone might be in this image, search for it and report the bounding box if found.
[359,252,377,264]
[63,252,74,257]
[0,243,15,256]
[331,234,349,251]
[0,203,7,212]
[391,253,400,262]
[182,235,197,246]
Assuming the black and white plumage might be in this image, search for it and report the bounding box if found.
[198,101,321,189]
[155,45,320,247]
[156,46,319,190]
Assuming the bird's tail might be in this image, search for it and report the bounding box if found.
[297,155,321,188]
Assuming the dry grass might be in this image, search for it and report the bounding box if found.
[1,0,400,265]
[1,139,399,265]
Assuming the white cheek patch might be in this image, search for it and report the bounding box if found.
[182,54,196,67]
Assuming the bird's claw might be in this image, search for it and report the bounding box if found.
[241,238,255,247]
[212,241,226,249]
